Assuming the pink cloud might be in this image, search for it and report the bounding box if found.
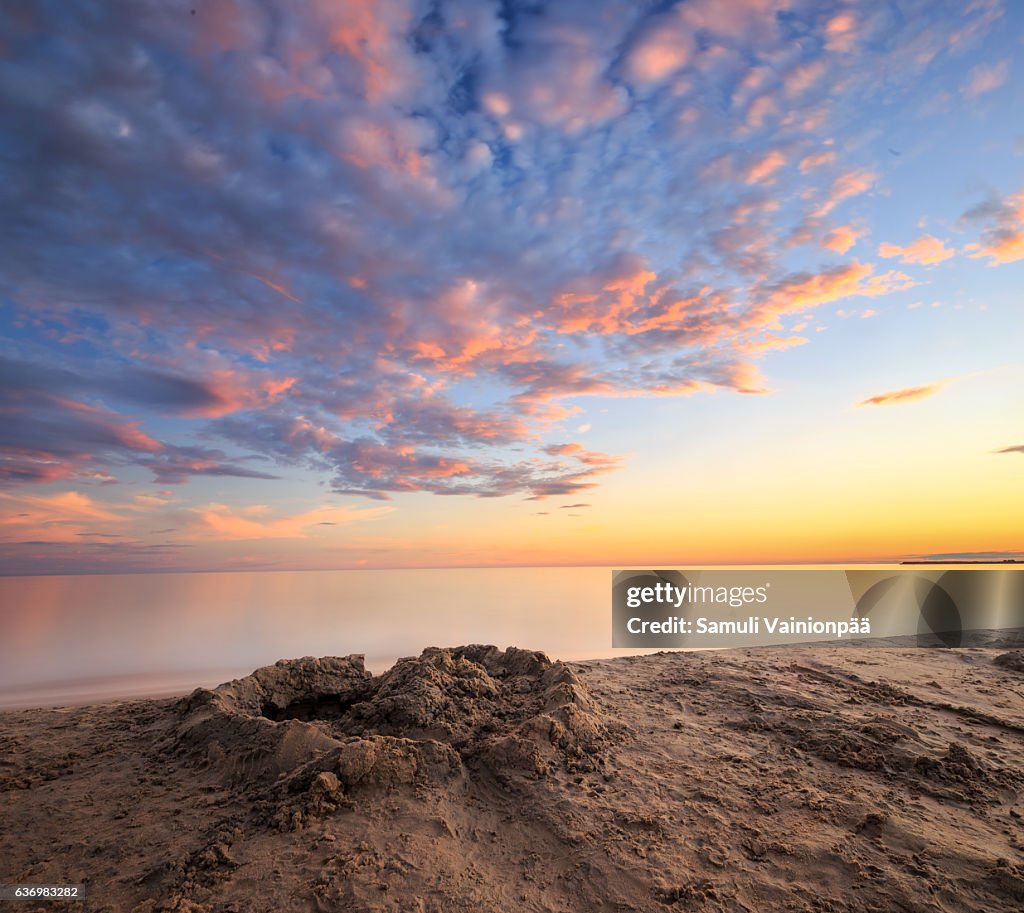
[784,60,827,98]
[320,0,418,104]
[679,0,792,41]
[813,169,876,217]
[878,234,955,266]
[824,12,858,53]
[480,14,628,132]
[799,150,836,173]
[744,94,778,130]
[626,18,694,85]
[0,490,127,544]
[963,59,1010,98]
[744,150,786,185]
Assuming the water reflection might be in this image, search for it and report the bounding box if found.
[0,567,629,707]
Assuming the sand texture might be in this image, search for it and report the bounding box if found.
[2,645,1024,912]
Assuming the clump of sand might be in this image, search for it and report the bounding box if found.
[174,646,606,793]
[995,651,1024,674]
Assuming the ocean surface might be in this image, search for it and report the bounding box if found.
[0,567,636,709]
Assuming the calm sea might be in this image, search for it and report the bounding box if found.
[0,567,638,709]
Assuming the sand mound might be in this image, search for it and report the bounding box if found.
[173,647,606,793]
[173,656,372,782]
[343,646,604,777]
[994,650,1024,673]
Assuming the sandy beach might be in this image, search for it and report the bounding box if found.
[2,645,1024,912]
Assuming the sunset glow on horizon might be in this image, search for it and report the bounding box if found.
[1,0,1022,575]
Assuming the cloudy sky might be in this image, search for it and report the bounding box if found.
[1,0,1021,574]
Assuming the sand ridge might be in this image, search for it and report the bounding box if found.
[2,646,1024,912]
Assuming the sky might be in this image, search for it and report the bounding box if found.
[0,0,1021,575]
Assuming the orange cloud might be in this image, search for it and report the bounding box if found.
[193,502,393,540]
[965,189,1024,265]
[822,224,863,254]
[753,262,914,323]
[878,234,954,266]
[264,376,298,399]
[857,381,947,407]
[972,231,1024,265]
[168,368,297,418]
[551,256,658,334]
[402,279,540,375]
[740,334,808,354]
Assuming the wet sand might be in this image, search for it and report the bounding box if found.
[2,645,1024,912]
